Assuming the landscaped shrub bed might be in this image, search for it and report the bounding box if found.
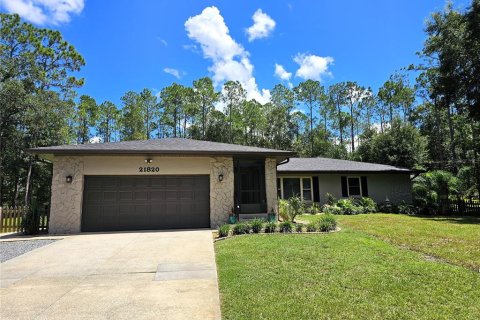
[322,196,378,215]
[217,214,338,239]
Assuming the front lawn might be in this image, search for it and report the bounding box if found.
[215,216,480,319]
[300,213,480,271]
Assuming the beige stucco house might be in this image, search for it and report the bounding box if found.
[30,138,414,234]
[276,158,413,205]
[31,139,293,234]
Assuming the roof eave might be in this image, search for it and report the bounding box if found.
[28,149,296,157]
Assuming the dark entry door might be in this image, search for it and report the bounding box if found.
[234,159,267,214]
[82,175,210,232]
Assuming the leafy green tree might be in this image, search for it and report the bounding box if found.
[222,81,246,143]
[96,101,120,142]
[294,80,323,156]
[357,119,427,169]
[192,77,219,139]
[74,95,98,144]
[0,13,84,207]
[160,83,188,138]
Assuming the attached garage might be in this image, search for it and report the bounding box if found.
[29,138,293,234]
[82,175,210,232]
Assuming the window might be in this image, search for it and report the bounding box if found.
[347,177,361,197]
[278,177,313,202]
[302,178,312,201]
[283,178,301,199]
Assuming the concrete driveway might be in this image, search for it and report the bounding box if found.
[0,230,221,320]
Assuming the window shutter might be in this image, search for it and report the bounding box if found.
[361,176,369,197]
[341,176,348,197]
[312,176,320,202]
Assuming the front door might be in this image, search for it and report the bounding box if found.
[234,159,267,214]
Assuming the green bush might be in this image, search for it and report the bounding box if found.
[318,214,337,232]
[250,218,264,234]
[218,224,230,238]
[306,222,317,232]
[279,196,305,222]
[358,197,377,213]
[308,203,321,215]
[264,221,277,233]
[336,198,363,215]
[279,221,293,233]
[278,199,290,221]
[232,222,250,235]
[398,201,418,215]
[321,204,343,215]
[325,193,336,205]
[295,223,303,233]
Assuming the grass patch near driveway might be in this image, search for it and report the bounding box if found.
[215,232,480,320]
[300,214,480,271]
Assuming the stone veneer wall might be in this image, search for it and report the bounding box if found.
[49,156,84,234]
[265,158,278,215]
[209,157,234,227]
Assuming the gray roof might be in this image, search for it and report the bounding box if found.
[29,138,295,157]
[277,157,412,173]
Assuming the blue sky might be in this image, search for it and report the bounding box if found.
[0,0,472,105]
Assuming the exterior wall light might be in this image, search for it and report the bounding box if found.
[145,158,153,164]
[218,174,224,182]
[66,175,73,183]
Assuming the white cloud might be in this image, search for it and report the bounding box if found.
[0,0,84,25]
[163,68,183,79]
[274,63,292,81]
[294,53,334,82]
[184,6,270,104]
[246,9,276,42]
[274,63,293,88]
[157,38,168,46]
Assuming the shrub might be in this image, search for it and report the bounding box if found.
[398,201,418,215]
[278,199,290,221]
[308,203,321,214]
[288,196,304,221]
[279,196,305,222]
[358,197,377,213]
[264,221,277,233]
[325,193,336,205]
[306,222,317,232]
[218,224,230,238]
[232,222,250,235]
[336,198,363,215]
[279,221,293,233]
[250,218,264,233]
[321,204,343,215]
[295,223,303,233]
[318,214,337,232]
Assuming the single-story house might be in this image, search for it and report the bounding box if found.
[30,138,413,234]
[276,157,413,205]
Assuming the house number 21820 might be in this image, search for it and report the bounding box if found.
[139,167,160,173]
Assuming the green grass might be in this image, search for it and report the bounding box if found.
[215,215,480,319]
[299,213,480,271]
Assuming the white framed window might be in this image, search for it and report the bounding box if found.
[347,176,362,197]
[278,177,313,202]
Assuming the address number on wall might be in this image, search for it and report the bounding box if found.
[139,167,160,173]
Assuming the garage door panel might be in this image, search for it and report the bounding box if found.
[82,175,210,231]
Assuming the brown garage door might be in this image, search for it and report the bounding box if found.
[81,175,210,232]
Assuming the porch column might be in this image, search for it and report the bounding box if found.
[265,158,278,214]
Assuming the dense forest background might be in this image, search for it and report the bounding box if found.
[1,1,479,208]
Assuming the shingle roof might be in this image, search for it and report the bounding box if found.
[277,157,412,173]
[29,138,295,157]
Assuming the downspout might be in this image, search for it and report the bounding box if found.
[277,157,290,167]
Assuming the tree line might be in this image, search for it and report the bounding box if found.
[0,0,479,207]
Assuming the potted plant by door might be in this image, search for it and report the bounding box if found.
[228,208,237,224]
[267,207,276,222]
